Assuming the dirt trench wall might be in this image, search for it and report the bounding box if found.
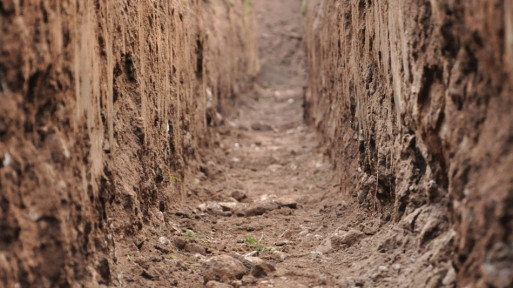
[305,1,513,286]
[0,0,257,286]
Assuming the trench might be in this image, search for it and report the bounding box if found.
[1,0,512,287]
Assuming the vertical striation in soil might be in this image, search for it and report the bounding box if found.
[305,1,513,286]
[0,1,257,286]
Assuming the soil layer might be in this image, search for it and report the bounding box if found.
[0,1,257,286]
[305,1,513,287]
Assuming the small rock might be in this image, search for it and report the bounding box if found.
[401,207,423,231]
[274,240,292,246]
[244,256,276,278]
[186,243,206,255]
[442,264,456,285]
[174,238,187,250]
[216,112,224,124]
[266,164,282,172]
[251,122,272,131]
[272,251,287,262]
[2,153,11,167]
[202,255,247,283]
[198,202,231,216]
[194,253,208,262]
[352,277,366,287]
[218,202,239,212]
[203,161,222,178]
[276,196,298,209]
[392,263,402,271]
[205,281,233,288]
[251,263,274,278]
[231,254,276,278]
[241,275,257,286]
[331,230,364,247]
[231,191,247,202]
[159,236,169,245]
[316,238,333,254]
[243,202,279,217]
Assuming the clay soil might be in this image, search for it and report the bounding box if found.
[138,76,454,287]
[2,0,511,287]
[113,1,456,287]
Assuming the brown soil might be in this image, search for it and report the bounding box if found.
[0,1,257,287]
[106,1,457,287]
[145,81,455,287]
[1,0,512,287]
[305,1,513,287]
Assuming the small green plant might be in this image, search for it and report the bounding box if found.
[167,170,182,182]
[182,230,201,241]
[243,235,273,253]
[182,230,213,246]
[243,0,251,29]
[301,0,307,18]
[310,172,325,183]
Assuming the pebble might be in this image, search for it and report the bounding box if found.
[231,253,276,278]
[198,202,232,216]
[272,251,287,262]
[242,202,279,217]
[276,196,298,209]
[274,240,292,246]
[231,190,247,202]
[186,243,206,255]
[202,255,247,283]
[251,122,273,131]
[218,202,239,211]
[246,257,276,278]
[442,264,456,285]
[330,230,364,247]
[3,153,11,167]
[316,238,333,254]
[158,236,169,245]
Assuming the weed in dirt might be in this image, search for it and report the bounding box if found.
[183,230,202,241]
[244,0,251,29]
[182,230,214,247]
[242,235,273,253]
[167,170,182,182]
[301,0,307,18]
[310,172,325,184]
[126,254,138,266]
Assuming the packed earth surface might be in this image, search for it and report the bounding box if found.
[1,0,513,287]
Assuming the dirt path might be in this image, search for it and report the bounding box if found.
[111,1,455,287]
[98,85,452,287]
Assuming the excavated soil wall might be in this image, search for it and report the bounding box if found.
[305,1,513,286]
[0,1,257,286]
